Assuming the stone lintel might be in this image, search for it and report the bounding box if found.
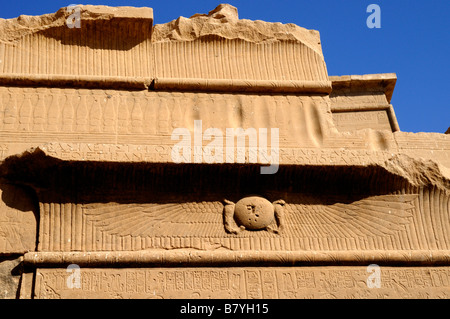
[152,78,332,94]
[23,250,450,267]
[330,73,397,103]
[0,74,331,94]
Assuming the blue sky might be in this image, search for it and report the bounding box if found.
[1,0,449,133]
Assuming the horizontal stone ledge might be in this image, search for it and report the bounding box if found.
[152,78,332,94]
[23,250,450,267]
[28,143,398,166]
[330,103,391,113]
[329,73,397,103]
[0,74,332,94]
[0,74,153,90]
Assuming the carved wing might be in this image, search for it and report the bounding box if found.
[82,202,223,237]
[284,194,418,237]
[82,194,418,239]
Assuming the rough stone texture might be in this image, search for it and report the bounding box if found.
[329,74,399,132]
[0,4,449,299]
[152,3,323,53]
[0,5,154,43]
[0,183,37,253]
[0,3,327,83]
[0,256,22,299]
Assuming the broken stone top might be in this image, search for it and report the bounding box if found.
[192,3,239,22]
[0,3,329,85]
[0,5,154,44]
[0,4,450,301]
[152,4,323,54]
[0,3,323,55]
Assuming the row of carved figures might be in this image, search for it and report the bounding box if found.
[0,89,299,135]
[0,91,185,134]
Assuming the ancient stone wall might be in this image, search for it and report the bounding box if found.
[0,4,449,299]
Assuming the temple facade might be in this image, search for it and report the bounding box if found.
[0,4,449,299]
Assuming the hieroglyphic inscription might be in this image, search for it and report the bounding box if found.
[333,110,392,132]
[34,267,450,299]
[43,142,172,162]
[41,142,394,165]
[278,148,393,165]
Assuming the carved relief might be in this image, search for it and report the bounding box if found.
[33,189,448,252]
[332,110,392,132]
[33,266,450,299]
[0,87,331,149]
[61,94,74,132]
[0,183,37,253]
[47,91,60,132]
[0,3,449,300]
[3,92,18,130]
[223,197,285,234]
[0,4,329,84]
[18,94,32,131]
